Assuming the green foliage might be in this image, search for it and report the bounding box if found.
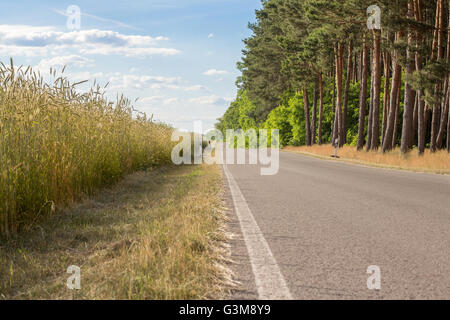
[216,90,258,133]
[218,0,449,153]
[218,76,363,148]
[345,81,364,145]
[264,103,293,146]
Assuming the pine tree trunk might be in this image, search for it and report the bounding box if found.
[366,48,374,151]
[413,92,418,145]
[357,38,369,151]
[393,79,402,149]
[332,64,337,145]
[417,90,426,155]
[342,40,353,145]
[303,88,312,146]
[431,0,440,61]
[359,51,363,83]
[446,4,450,153]
[401,0,416,154]
[367,83,374,151]
[436,79,449,148]
[430,105,440,151]
[383,32,403,153]
[318,73,324,145]
[415,0,426,155]
[311,78,318,145]
[430,0,444,152]
[447,97,450,152]
[337,43,344,147]
[437,0,444,60]
[436,2,449,149]
[371,30,382,150]
[382,51,391,146]
[425,108,432,146]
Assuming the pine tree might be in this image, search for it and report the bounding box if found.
[217,0,449,156]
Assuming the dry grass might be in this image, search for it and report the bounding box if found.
[0,60,174,235]
[0,164,229,300]
[284,145,450,174]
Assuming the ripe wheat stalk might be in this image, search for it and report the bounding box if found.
[0,59,174,236]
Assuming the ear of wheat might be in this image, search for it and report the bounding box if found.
[0,60,174,236]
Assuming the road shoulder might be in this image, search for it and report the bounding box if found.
[0,164,228,299]
[283,148,450,175]
[221,166,259,300]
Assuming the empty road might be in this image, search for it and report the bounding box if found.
[223,151,450,299]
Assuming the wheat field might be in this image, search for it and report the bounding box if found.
[0,60,174,236]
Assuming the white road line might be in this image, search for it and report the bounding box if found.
[222,164,292,300]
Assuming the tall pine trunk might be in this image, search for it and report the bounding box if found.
[436,3,449,149]
[311,78,318,145]
[430,0,444,152]
[413,92,419,145]
[417,81,426,155]
[383,32,403,153]
[400,0,416,154]
[359,51,363,83]
[318,73,324,145]
[382,51,391,146]
[342,40,353,145]
[430,102,440,152]
[371,30,382,150]
[447,96,450,152]
[303,88,312,146]
[415,0,426,155]
[332,64,338,145]
[393,78,402,149]
[335,43,344,147]
[436,79,449,148]
[357,38,369,150]
[366,47,374,151]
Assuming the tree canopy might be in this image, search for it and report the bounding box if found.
[217,0,450,154]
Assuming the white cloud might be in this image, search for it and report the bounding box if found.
[70,71,105,81]
[107,73,210,93]
[108,74,181,90]
[0,45,48,57]
[0,25,179,57]
[189,95,233,106]
[138,96,179,107]
[203,69,229,76]
[208,33,214,39]
[78,46,179,57]
[163,97,180,105]
[140,96,163,104]
[34,55,93,73]
[184,84,210,92]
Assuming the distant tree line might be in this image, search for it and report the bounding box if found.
[216,0,450,154]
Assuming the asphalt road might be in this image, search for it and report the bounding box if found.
[224,151,450,299]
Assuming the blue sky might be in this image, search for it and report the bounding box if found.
[0,0,262,131]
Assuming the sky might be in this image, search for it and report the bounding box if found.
[0,0,262,132]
